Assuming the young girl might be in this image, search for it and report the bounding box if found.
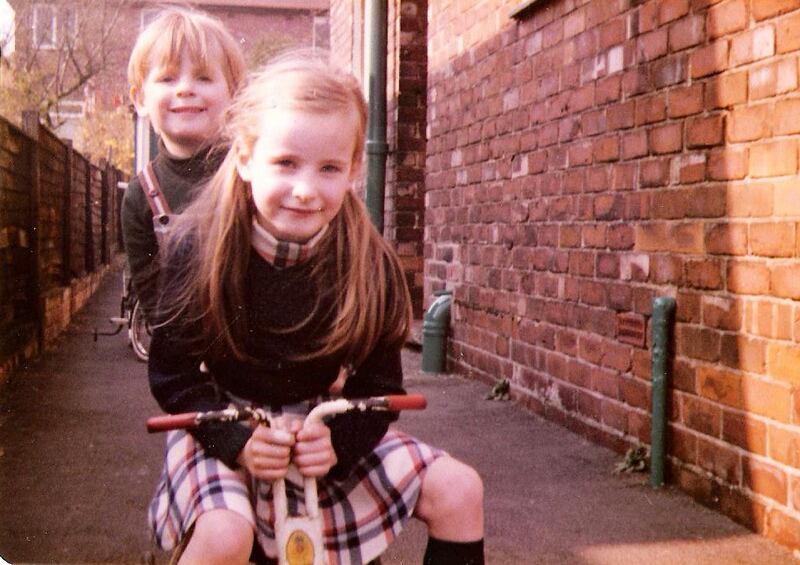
[123,6,245,321]
[147,52,484,565]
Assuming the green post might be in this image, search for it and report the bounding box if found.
[650,296,676,488]
[364,0,388,232]
[422,291,453,373]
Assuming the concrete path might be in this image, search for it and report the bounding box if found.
[0,261,797,564]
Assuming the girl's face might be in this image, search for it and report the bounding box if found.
[135,46,232,158]
[236,107,359,243]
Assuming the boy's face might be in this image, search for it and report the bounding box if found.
[236,107,359,243]
[133,47,231,159]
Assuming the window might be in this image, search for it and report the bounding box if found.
[64,5,77,44]
[33,4,56,48]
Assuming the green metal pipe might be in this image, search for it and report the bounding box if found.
[422,291,453,373]
[364,0,388,233]
[650,296,676,488]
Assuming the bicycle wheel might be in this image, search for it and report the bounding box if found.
[129,299,151,362]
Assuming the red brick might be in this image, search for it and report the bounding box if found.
[708,147,748,181]
[640,158,671,187]
[752,0,800,20]
[774,179,800,218]
[706,222,748,255]
[683,394,722,437]
[593,135,620,162]
[688,114,725,148]
[776,10,800,53]
[707,0,747,39]
[750,222,795,257]
[697,437,741,484]
[677,291,702,323]
[669,15,704,52]
[705,71,748,108]
[661,0,690,24]
[721,334,766,374]
[730,27,776,67]
[702,295,742,330]
[750,140,798,178]
[742,375,793,422]
[728,104,771,142]
[722,410,767,454]
[768,425,800,467]
[636,222,704,253]
[677,153,708,183]
[621,130,648,159]
[750,60,798,100]
[691,40,729,78]
[686,258,723,289]
[767,341,800,386]
[726,182,773,217]
[638,28,669,62]
[727,260,771,294]
[773,98,800,136]
[743,457,788,504]
[607,101,635,130]
[667,84,704,118]
[669,424,698,463]
[679,325,722,362]
[649,122,683,154]
[765,509,800,551]
[635,94,667,125]
[697,366,743,407]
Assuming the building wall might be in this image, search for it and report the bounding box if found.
[425,0,800,551]
[8,0,329,141]
[330,0,427,315]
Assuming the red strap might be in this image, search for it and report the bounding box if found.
[138,161,172,218]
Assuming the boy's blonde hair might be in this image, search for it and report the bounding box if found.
[162,51,411,367]
[127,7,246,99]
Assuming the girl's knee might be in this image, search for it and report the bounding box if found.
[418,457,484,519]
[180,509,254,565]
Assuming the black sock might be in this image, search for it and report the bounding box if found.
[423,537,484,565]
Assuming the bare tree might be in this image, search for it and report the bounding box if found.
[1,0,129,129]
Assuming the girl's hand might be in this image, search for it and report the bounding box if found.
[293,421,337,478]
[237,424,296,481]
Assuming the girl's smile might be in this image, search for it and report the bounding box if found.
[236,107,359,243]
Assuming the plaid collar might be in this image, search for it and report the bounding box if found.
[251,219,328,268]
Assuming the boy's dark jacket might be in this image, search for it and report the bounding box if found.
[121,143,224,319]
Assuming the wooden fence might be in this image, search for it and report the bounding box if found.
[0,111,127,382]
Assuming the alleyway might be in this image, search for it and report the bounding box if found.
[0,260,797,564]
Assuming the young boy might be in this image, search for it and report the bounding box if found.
[122,7,246,321]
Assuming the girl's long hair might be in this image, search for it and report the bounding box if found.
[160,52,411,367]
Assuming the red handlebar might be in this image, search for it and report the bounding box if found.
[146,394,427,433]
[384,394,427,411]
[146,412,198,433]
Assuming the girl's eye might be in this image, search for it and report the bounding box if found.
[275,159,295,168]
[321,164,342,173]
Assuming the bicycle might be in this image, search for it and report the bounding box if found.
[93,265,151,362]
[147,394,428,565]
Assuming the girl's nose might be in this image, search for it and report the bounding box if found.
[292,175,316,202]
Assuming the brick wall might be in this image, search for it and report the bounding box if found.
[425,0,800,552]
[330,0,428,316]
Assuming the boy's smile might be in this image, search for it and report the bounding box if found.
[134,47,232,158]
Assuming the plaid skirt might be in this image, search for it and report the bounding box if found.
[148,428,443,564]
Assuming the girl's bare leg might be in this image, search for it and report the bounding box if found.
[178,509,254,565]
[414,456,484,540]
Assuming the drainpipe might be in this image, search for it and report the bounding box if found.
[422,290,453,373]
[650,296,676,488]
[364,0,388,233]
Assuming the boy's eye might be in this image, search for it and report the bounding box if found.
[274,159,295,168]
[321,164,342,173]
